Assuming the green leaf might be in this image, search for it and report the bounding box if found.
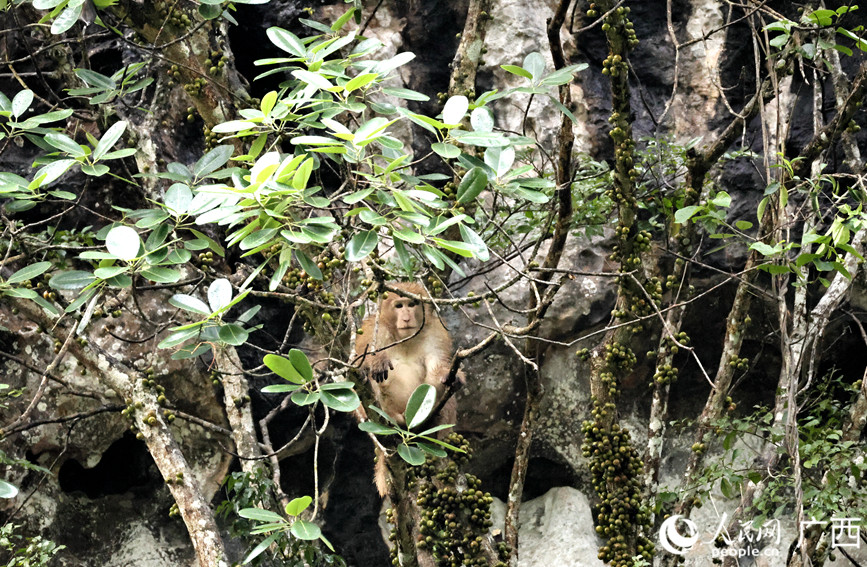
[320,388,361,412]
[442,95,469,125]
[457,167,487,204]
[50,270,96,290]
[165,183,193,216]
[428,214,470,236]
[11,90,33,118]
[0,479,19,499]
[522,52,546,80]
[289,348,314,382]
[33,159,76,186]
[74,68,115,89]
[212,120,257,133]
[239,508,285,523]
[240,227,278,251]
[285,496,312,517]
[358,421,398,435]
[93,121,127,161]
[540,63,587,86]
[750,242,778,256]
[396,443,426,465]
[295,249,323,280]
[416,441,447,457]
[392,227,425,244]
[158,326,202,349]
[735,220,753,231]
[717,477,733,498]
[711,191,731,208]
[264,354,307,384]
[94,266,128,280]
[140,266,181,283]
[354,116,394,145]
[81,164,110,177]
[169,294,211,315]
[199,3,222,19]
[674,205,701,225]
[431,142,461,159]
[6,261,52,285]
[64,285,97,314]
[292,69,333,91]
[421,244,445,270]
[470,107,494,132]
[795,253,819,268]
[51,2,81,34]
[290,519,322,541]
[484,146,515,178]
[758,263,792,275]
[45,132,86,157]
[101,148,137,160]
[459,224,490,261]
[147,227,172,256]
[261,384,301,393]
[343,188,375,204]
[105,226,141,260]
[381,87,429,101]
[431,238,474,257]
[501,64,532,80]
[218,324,249,346]
[48,190,77,200]
[207,278,233,312]
[291,390,320,406]
[30,293,61,315]
[368,405,398,425]
[405,383,436,429]
[346,230,378,261]
[345,72,378,93]
[194,145,234,178]
[292,157,314,191]
[757,196,768,222]
[416,423,454,437]
[267,27,306,57]
[451,130,510,147]
[320,381,355,392]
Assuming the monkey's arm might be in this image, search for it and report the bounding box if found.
[355,318,393,383]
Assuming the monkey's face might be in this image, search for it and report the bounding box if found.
[389,298,424,339]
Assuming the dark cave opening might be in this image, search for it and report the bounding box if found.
[58,433,161,499]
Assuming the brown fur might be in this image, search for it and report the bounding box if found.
[355,283,456,495]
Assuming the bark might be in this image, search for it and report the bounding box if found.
[448,0,493,97]
[214,346,263,474]
[108,4,249,131]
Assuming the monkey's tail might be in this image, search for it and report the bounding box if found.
[374,446,389,497]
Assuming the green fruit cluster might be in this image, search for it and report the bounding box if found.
[155,1,191,29]
[581,421,654,567]
[184,78,206,97]
[393,434,506,567]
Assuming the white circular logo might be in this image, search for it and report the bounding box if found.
[659,515,700,555]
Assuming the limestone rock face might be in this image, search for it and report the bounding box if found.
[487,487,606,567]
[0,295,229,567]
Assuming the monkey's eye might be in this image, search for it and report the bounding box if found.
[409,300,418,307]
[394,302,404,308]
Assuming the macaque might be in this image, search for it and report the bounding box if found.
[355,282,455,425]
[354,282,458,496]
